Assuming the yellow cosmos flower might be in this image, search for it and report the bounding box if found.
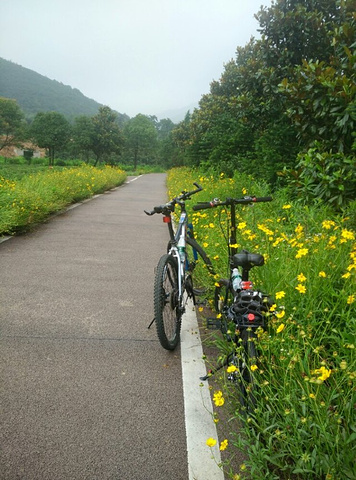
[347,295,355,304]
[296,284,307,294]
[313,366,331,382]
[213,391,225,407]
[295,248,309,259]
[297,273,307,283]
[276,323,285,333]
[250,364,258,372]
[276,310,285,319]
[341,229,355,241]
[319,271,327,278]
[322,220,336,230]
[206,438,217,447]
[309,393,316,399]
[227,365,238,373]
[275,291,285,299]
[220,439,228,451]
[282,204,292,209]
[238,222,247,230]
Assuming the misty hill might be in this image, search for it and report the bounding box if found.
[0,58,128,124]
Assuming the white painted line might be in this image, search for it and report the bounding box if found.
[0,235,12,244]
[125,175,142,184]
[181,300,224,480]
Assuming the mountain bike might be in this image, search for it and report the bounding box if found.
[145,183,215,350]
[193,195,273,414]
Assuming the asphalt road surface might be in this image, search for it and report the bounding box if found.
[0,174,222,480]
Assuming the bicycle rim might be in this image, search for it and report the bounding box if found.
[154,254,181,350]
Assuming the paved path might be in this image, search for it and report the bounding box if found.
[0,174,222,480]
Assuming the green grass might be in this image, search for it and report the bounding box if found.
[167,167,356,480]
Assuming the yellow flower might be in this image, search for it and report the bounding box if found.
[219,439,228,451]
[227,365,238,373]
[206,437,217,447]
[347,295,355,304]
[313,366,331,382]
[203,242,209,248]
[309,393,316,399]
[275,291,285,300]
[341,229,355,241]
[322,220,336,230]
[209,223,215,228]
[282,204,292,209]
[242,188,247,195]
[319,271,327,278]
[276,323,285,333]
[251,364,258,372]
[295,224,304,235]
[238,222,246,230]
[296,284,306,294]
[297,273,307,283]
[340,360,347,370]
[295,248,309,259]
[213,390,225,407]
[276,310,285,319]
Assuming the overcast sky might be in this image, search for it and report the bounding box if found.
[1,0,271,120]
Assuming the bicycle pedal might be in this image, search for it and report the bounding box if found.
[193,287,207,296]
[206,317,222,330]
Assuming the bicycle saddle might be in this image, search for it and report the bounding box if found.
[232,250,264,269]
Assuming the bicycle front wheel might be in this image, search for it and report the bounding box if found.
[154,254,181,350]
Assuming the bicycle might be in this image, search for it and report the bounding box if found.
[145,183,215,350]
[193,194,273,414]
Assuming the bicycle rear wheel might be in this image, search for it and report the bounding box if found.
[154,254,181,350]
[236,329,258,415]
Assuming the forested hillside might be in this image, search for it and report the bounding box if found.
[0,58,128,124]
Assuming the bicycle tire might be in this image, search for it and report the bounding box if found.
[154,254,181,350]
[237,329,258,415]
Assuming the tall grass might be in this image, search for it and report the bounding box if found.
[0,164,126,235]
[167,168,355,480]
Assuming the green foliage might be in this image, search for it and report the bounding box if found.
[123,114,158,169]
[282,146,356,210]
[29,111,71,166]
[167,167,355,480]
[0,97,27,151]
[171,0,355,205]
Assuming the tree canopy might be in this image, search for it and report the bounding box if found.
[0,97,27,151]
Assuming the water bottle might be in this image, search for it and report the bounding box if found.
[232,268,242,292]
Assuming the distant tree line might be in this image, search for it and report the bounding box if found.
[1,0,355,209]
[0,99,180,168]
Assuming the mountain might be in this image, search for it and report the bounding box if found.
[0,58,128,124]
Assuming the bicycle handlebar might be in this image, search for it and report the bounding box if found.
[192,196,273,211]
[144,182,203,216]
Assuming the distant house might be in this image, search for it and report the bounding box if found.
[1,141,46,159]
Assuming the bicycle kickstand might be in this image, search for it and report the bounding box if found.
[147,318,155,329]
[200,352,234,381]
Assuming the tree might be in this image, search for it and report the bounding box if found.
[123,114,158,169]
[71,115,95,162]
[0,97,27,151]
[90,106,124,165]
[30,111,71,166]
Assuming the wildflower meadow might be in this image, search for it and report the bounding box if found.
[167,168,355,480]
[0,164,126,235]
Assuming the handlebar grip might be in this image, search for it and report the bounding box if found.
[253,196,273,203]
[192,202,214,211]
